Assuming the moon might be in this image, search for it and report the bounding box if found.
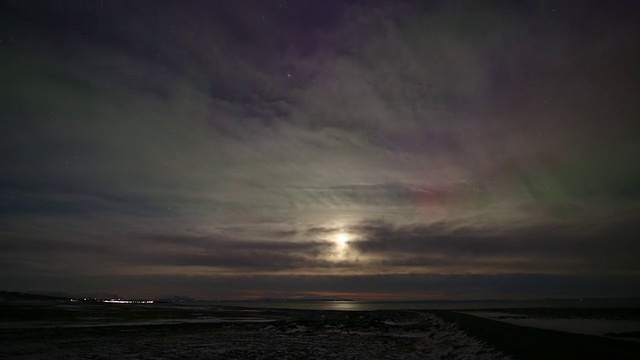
[329,232,351,261]
[336,232,350,246]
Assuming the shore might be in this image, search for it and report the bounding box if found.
[1,302,507,359]
[435,310,640,359]
[2,300,640,359]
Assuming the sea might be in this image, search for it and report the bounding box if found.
[217,298,640,311]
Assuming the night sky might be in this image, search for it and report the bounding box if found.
[2,0,640,300]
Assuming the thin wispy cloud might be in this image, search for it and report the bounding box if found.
[2,0,639,299]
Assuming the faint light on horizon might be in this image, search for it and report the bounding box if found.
[101,299,154,304]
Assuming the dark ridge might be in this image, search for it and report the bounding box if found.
[0,291,67,302]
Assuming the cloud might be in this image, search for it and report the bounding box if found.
[349,219,640,274]
[1,1,639,298]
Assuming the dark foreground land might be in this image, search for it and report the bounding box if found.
[436,310,640,360]
[1,300,639,359]
[1,301,507,359]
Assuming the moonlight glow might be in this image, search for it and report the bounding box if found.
[336,233,350,246]
[328,232,353,262]
[2,0,639,301]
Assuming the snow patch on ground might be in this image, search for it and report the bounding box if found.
[286,325,307,333]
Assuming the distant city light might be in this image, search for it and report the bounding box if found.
[101,299,154,304]
[70,298,154,304]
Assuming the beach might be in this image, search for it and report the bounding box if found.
[437,309,640,360]
[2,300,639,359]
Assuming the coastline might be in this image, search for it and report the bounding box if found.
[435,310,640,359]
[2,299,640,359]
